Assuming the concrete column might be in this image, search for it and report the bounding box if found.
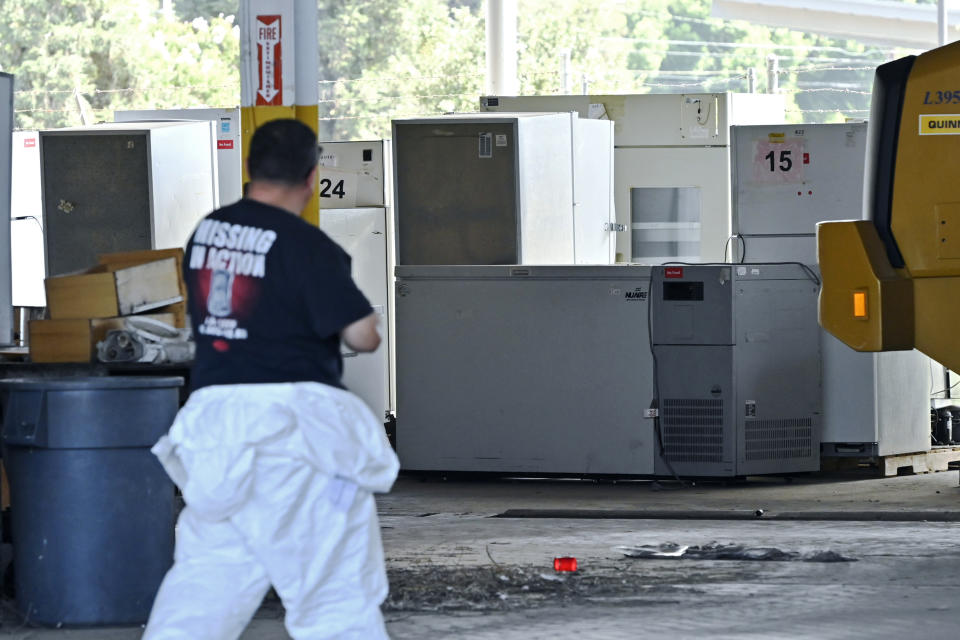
[486,0,518,95]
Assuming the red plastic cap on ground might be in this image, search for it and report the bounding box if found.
[553,557,577,572]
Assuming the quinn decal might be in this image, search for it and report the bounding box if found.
[919,114,960,135]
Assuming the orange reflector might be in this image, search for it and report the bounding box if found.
[554,557,578,572]
[853,291,867,318]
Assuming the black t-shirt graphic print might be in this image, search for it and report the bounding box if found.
[185,199,373,392]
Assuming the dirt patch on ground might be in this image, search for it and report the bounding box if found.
[383,562,742,612]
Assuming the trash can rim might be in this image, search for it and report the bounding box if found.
[0,376,185,390]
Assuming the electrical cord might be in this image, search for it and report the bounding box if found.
[697,99,713,126]
[722,234,746,264]
[931,377,960,397]
[12,215,43,231]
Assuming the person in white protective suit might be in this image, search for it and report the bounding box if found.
[143,119,400,640]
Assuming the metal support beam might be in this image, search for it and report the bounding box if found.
[486,0,517,95]
[766,55,779,94]
[712,0,958,49]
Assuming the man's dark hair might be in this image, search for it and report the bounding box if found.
[247,119,319,186]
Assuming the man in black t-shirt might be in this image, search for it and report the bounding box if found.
[187,122,379,388]
[144,120,399,640]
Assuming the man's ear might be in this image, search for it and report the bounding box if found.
[306,165,319,192]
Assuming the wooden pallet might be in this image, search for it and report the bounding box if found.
[880,447,960,477]
[823,447,960,477]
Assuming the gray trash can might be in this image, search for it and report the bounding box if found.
[0,376,184,626]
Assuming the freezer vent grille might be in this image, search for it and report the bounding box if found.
[745,418,813,461]
[661,399,723,463]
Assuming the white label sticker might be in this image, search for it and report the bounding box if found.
[317,168,358,209]
[588,103,607,119]
[479,133,493,158]
[318,152,338,168]
[751,268,761,276]
[689,125,709,139]
[753,138,805,184]
[736,267,747,276]
[495,134,508,147]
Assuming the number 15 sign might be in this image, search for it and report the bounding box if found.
[752,138,805,185]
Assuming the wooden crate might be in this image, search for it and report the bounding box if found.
[823,446,960,477]
[30,313,176,363]
[99,248,186,298]
[46,258,182,320]
[99,249,188,328]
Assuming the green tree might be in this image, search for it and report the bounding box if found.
[0,0,239,130]
[317,0,485,140]
[1,0,904,134]
[173,0,234,22]
[621,0,892,123]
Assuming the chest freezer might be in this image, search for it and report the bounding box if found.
[395,265,655,475]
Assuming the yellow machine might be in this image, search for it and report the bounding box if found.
[818,40,960,371]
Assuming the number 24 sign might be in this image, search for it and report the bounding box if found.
[316,168,358,209]
[752,139,805,185]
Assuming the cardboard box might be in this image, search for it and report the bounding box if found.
[99,249,188,327]
[29,313,176,363]
[99,248,186,297]
[45,258,183,320]
[154,301,187,328]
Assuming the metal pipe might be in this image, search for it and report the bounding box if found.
[939,0,948,46]
[560,50,571,94]
[18,307,27,348]
[486,0,518,95]
[294,0,318,107]
[766,55,779,94]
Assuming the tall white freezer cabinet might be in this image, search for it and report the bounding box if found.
[318,207,391,420]
[0,73,13,345]
[9,131,45,307]
[729,122,931,457]
[317,140,394,420]
[392,112,615,266]
[40,122,219,276]
[115,108,242,206]
[480,93,785,263]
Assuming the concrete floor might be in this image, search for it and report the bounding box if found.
[1,470,959,638]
